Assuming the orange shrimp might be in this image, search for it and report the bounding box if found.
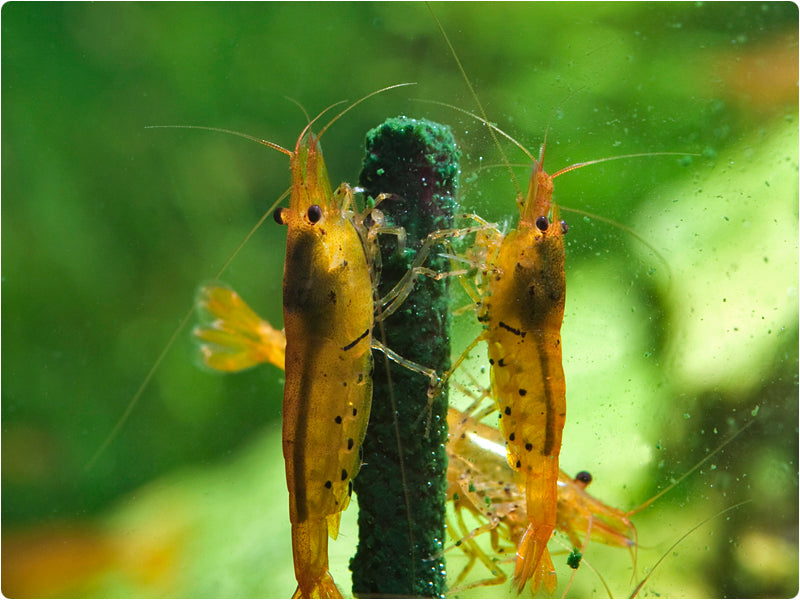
[237,117,370,599]
[190,89,481,597]
[437,136,690,596]
[187,88,408,598]
[422,9,577,592]
[427,9,695,593]
[101,81,477,597]
[485,149,567,594]
[426,138,567,593]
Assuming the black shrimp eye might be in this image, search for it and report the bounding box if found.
[574,470,592,486]
[307,204,323,224]
[535,215,549,231]
[560,220,569,234]
[273,207,288,225]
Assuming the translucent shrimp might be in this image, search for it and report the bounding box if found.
[105,80,489,597]
[427,8,694,592]
[445,405,631,594]
[444,402,752,596]
[273,118,377,599]
[425,135,568,594]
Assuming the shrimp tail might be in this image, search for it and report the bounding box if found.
[290,573,341,600]
[513,462,559,594]
[194,284,286,372]
[290,521,343,599]
[513,522,557,594]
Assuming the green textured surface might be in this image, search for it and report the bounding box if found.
[351,117,459,598]
[3,3,796,598]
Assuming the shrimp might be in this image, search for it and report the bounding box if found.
[426,8,697,593]
[437,126,692,596]
[190,91,486,598]
[272,116,375,599]
[444,402,752,596]
[420,8,583,593]
[445,404,630,594]
[99,79,488,596]
[424,135,567,594]
[156,88,403,598]
[483,147,567,594]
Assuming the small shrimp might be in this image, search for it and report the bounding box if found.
[484,148,567,595]
[427,8,694,593]
[445,404,630,594]
[259,112,373,599]
[444,402,752,596]
[424,9,592,593]
[268,99,437,598]
[424,131,568,594]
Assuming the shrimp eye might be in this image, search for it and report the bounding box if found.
[307,204,323,224]
[273,207,288,225]
[560,220,569,234]
[535,216,549,231]
[574,470,592,486]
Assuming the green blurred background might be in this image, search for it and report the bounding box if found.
[2,2,797,598]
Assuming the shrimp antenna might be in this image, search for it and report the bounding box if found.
[632,418,754,515]
[145,125,293,156]
[618,417,753,585]
[84,186,290,471]
[146,83,415,158]
[284,95,313,125]
[551,152,699,179]
[537,84,587,173]
[317,82,416,140]
[418,99,537,166]
[628,500,751,599]
[559,204,674,283]
[426,3,521,195]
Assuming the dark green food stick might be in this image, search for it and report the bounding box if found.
[350,117,459,598]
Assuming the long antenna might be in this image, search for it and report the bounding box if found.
[84,188,289,471]
[426,3,521,196]
[144,125,292,155]
[89,83,415,470]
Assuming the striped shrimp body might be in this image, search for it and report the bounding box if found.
[191,97,387,598]
[441,135,680,593]
[429,13,686,592]
[426,13,567,594]
[192,88,480,597]
[97,105,373,597]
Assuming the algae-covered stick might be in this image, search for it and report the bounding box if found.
[351,117,459,597]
